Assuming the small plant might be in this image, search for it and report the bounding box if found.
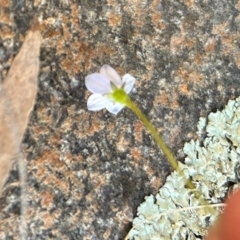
[85,65,216,220]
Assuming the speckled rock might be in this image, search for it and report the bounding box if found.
[1,0,240,239]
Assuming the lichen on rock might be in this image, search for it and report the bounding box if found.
[126,97,240,240]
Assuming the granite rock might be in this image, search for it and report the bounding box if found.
[1,0,240,239]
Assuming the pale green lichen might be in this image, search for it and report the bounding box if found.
[126,97,240,240]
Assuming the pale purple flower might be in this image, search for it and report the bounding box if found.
[85,64,136,114]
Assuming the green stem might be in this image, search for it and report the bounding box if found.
[127,99,178,168]
[125,96,195,189]
[114,90,216,214]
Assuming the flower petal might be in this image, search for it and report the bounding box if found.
[100,64,122,87]
[106,101,125,115]
[122,74,136,94]
[85,73,112,94]
[87,93,110,111]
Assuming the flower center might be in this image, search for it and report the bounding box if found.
[111,88,129,105]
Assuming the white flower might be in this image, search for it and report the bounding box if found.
[85,64,136,114]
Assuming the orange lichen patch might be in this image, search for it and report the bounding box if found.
[74,112,105,137]
[90,172,105,192]
[150,0,160,10]
[42,212,55,229]
[212,21,228,35]
[176,66,204,84]
[153,93,180,110]
[103,228,111,239]
[41,10,117,77]
[171,99,180,110]
[31,150,70,183]
[32,125,50,136]
[211,25,240,68]
[205,38,216,53]
[135,8,147,29]
[0,11,13,26]
[133,122,143,142]
[107,122,115,132]
[124,0,146,28]
[221,35,235,53]
[30,151,54,174]
[0,0,12,26]
[149,0,165,29]
[62,23,72,41]
[221,33,240,55]
[151,13,166,30]
[44,173,69,193]
[88,117,104,135]
[170,24,197,53]
[66,104,78,116]
[107,0,118,7]
[34,151,60,168]
[61,116,74,132]
[61,152,77,166]
[184,0,194,8]
[37,106,51,123]
[155,92,169,106]
[0,25,14,40]
[93,43,117,63]
[43,29,61,40]
[34,0,41,7]
[179,83,189,95]
[130,148,142,166]
[193,53,205,65]
[170,34,196,54]
[116,133,130,152]
[71,4,80,30]
[107,0,115,5]
[48,132,61,146]
[41,190,54,209]
[41,17,60,40]
[85,193,94,207]
[32,161,47,179]
[46,152,66,169]
[58,40,116,76]
[170,36,183,49]
[26,208,34,219]
[58,40,81,66]
[108,12,122,27]
[0,0,11,8]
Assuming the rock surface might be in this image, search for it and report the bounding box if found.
[1,0,240,239]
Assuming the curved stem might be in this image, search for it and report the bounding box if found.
[126,97,179,169]
[123,94,215,214]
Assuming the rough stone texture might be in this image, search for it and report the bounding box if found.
[1,0,240,239]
